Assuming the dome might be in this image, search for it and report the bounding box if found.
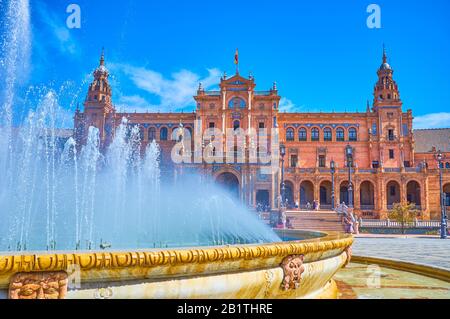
[380,62,392,71]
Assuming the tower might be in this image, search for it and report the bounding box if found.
[79,49,115,144]
[372,46,405,169]
[373,46,402,110]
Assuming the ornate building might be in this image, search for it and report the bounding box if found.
[74,49,450,220]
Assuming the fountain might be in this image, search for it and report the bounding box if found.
[0,0,353,299]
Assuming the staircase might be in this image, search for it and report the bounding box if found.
[286,210,346,233]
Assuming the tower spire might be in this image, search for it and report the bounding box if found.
[382,43,387,64]
[100,47,105,66]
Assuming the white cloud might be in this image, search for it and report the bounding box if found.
[111,63,221,111]
[279,98,304,112]
[414,113,450,129]
[36,2,79,55]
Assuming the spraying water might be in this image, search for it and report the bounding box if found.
[0,0,280,252]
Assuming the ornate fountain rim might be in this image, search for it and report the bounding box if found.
[0,231,353,289]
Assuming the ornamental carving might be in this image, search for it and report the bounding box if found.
[281,255,305,291]
[9,271,68,299]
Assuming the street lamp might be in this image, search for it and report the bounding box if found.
[346,145,354,208]
[435,150,448,239]
[330,160,336,210]
[280,143,286,209]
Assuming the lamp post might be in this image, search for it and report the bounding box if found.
[331,160,336,210]
[346,145,354,208]
[280,143,286,209]
[435,150,448,239]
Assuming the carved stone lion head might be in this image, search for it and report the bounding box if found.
[281,255,305,291]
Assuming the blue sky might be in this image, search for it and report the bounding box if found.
[4,0,450,128]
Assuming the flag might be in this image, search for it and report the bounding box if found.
[234,49,239,65]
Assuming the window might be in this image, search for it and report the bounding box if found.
[402,124,409,137]
[259,122,265,129]
[286,128,295,141]
[336,128,345,141]
[209,122,215,129]
[372,123,377,136]
[389,149,395,159]
[446,162,450,169]
[312,128,320,141]
[349,128,357,141]
[290,155,298,168]
[390,186,396,196]
[299,128,307,141]
[388,129,395,141]
[160,127,168,141]
[324,128,332,141]
[372,161,380,169]
[404,161,411,168]
[233,120,240,131]
[319,155,326,168]
[148,127,156,141]
[228,97,246,109]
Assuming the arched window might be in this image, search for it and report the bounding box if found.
[336,128,345,141]
[160,127,168,141]
[446,162,450,169]
[228,97,246,109]
[349,128,358,141]
[286,128,295,141]
[324,128,332,141]
[311,128,320,141]
[148,127,156,141]
[299,128,307,141]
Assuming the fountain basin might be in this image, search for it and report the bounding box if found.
[0,230,353,299]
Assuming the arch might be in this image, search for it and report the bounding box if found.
[406,180,421,207]
[319,180,332,209]
[323,127,332,142]
[148,127,156,141]
[336,127,345,141]
[160,127,168,141]
[339,181,353,206]
[360,181,375,210]
[348,127,358,141]
[298,128,307,141]
[311,128,320,141]
[386,180,401,209]
[216,172,240,198]
[228,97,246,109]
[300,181,314,208]
[286,128,295,141]
[444,183,450,207]
[283,180,295,208]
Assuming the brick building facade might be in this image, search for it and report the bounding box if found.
[74,50,450,220]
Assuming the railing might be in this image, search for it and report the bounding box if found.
[360,205,375,211]
[254,91,273,96]
[360,219,443,229]
[405,167,421,173]
[359,169,377,174]
[204,91,221,96]
[384,168,401,173]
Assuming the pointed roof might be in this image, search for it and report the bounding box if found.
[379,44,392,71]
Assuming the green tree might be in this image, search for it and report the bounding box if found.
[388,203,420,234]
